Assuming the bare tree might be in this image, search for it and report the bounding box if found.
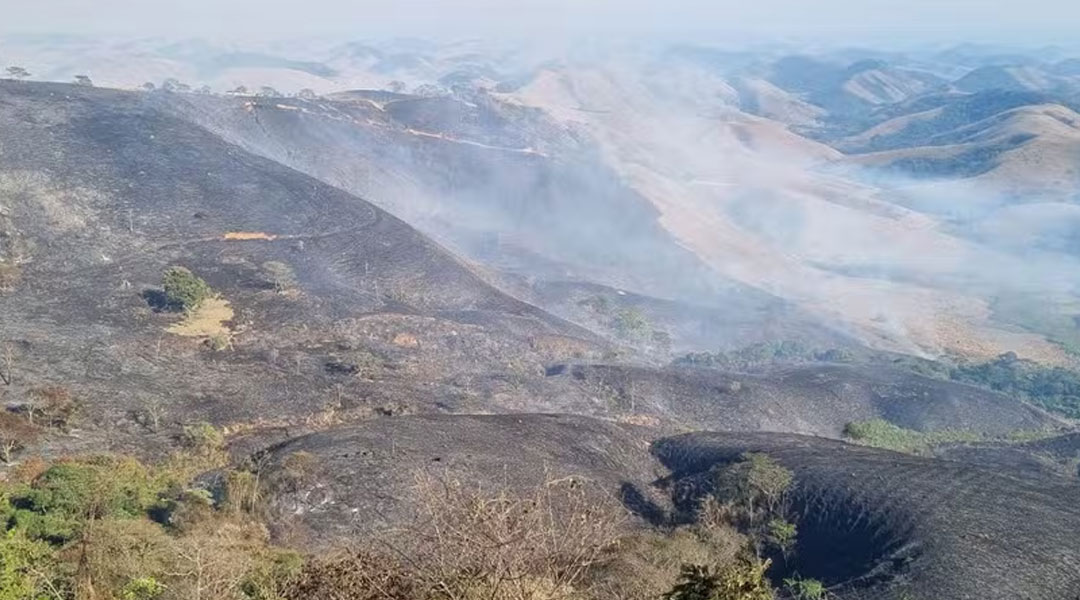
[142,397,166,432]
[141,81,156,91]
[258,86,281,98]
[0,412,37,463]
[195,85,212,95]
[296,88,317,100]
[73,75,93,87]
[387,80,406,93]
[1,342,14,385]
[227,85,248,95]
[5,66,30,80]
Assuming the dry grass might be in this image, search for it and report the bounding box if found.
[288,474,630,600]
[167,297,234,339]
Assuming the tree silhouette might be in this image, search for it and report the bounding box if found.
[5,66,30,80]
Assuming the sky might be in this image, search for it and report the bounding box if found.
[1,0,1077,43]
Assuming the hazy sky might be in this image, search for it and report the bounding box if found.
[1,0,1076,43]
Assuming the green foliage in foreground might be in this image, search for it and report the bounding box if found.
[0,439,300,600]
[664,558,775,600]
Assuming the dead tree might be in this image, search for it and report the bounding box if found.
[1,343,14,385]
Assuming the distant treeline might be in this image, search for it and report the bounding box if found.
[950,352,1080,419]
[672,340,854,370]
[675,341,1080,419]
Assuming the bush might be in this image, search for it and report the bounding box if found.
[208,332,231,352]
[663,557,775,600]
[612,307,651,341]
[182,422,223,454]
[162,266,212,312]
[260,261,297,293]
[28,386,79,431]
[121,576,165,600]
[784,576,827,600]
[766,518,797,559]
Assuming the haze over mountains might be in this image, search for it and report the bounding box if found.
[4,32,1080,599]
[6,35,1078,360]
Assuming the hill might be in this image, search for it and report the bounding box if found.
[655,431,1080,599]
[844,103,1080,198]
[0,80,605,459]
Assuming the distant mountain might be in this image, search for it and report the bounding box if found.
[954,65,1059,93]
[841,99,1080,199]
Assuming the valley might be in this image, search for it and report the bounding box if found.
[1,34,1080,600]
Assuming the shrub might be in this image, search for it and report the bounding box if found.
[784,576,827,600]
[260,261,297,293]
[766,518,797,559]
[663,557,774,600]
[162,266,212,312]
[578,295,612,315]
[612,307,651,341]
[208,332,231,352]
[28,386,79,431]
[120,576,165,600]
[181,422,223,455]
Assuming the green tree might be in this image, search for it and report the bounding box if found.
[712,453,794,524]
[162,267,211,312]
[766,519,797,561]
[0,530,62,600]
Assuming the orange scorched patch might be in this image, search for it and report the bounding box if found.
[224,232,277,241]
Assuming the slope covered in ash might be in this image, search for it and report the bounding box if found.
[0,81,603,456]
[937,431,1080,480]
[654,431,1080,600]
[253,413,662,547]
[544,362,1064,437]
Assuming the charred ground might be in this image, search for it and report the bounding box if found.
[1,81,1078,599]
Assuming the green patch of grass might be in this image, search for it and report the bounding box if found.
[842,420,981,455]
[842,419,1064,455]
